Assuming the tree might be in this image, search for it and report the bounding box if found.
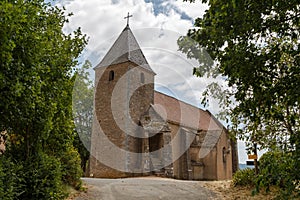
[0,0,87,199]
[72,60,94,174]
[179,0,299,150]
[179,0,299,193]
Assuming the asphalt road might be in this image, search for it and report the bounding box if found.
[74,177,220,200]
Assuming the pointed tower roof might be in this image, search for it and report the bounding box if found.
[95,25,155,74]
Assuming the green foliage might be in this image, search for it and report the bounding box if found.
[73,131,90,174]
[0,156,23,200]
[1,150,83,200]
[232,168,256,187]
[255,151,298,198]
[72,60,94,174]
[180,1,299,196]
[60,145,83,189]
[0,0,87,198]
[0,0,87,156]
[180,0,299,169]
[179,0,300,149]
[232,152,299,198]
[21,153,67,200]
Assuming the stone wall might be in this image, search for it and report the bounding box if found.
[89,61,235,180]
[215,130,233,180]
[89,61,154,177]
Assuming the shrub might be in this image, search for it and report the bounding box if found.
[60,145,83,189]
[255,151,298,198]
[20,153,67,200]
[1,148,82,200]
[0,156,23,200]
[232,168,256,187]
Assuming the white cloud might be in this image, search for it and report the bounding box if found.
[172,0,208,19]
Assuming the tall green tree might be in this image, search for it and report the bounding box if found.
[0,0,87,199]
[178,0,299,193]
[179,0,299,151]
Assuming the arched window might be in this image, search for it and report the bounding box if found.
[140,72,145,83]
[109,70,114,81]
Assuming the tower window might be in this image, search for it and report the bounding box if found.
[140,72,145,83]
[109,70,114,81]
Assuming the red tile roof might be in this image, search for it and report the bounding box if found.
[153,91,223,131]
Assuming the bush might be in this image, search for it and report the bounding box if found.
[60,145,83,189]
[232,168,256,187]
[255,151,298,198]
[20,153,67,200]
[0,156,23,200]
[0,148,83,200]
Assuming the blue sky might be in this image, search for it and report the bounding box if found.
[52,0,263,164]
[144,0,193,21]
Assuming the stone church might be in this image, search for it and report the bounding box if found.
[88,22,238,180]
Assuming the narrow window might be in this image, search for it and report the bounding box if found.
[140,72,145,83]
[109,70,114,81]
[222,147,226,163]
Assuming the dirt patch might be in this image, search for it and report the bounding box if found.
[200,180,278,200]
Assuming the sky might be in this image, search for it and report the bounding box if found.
[52,0,263,164]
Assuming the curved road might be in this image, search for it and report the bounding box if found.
[74,177,220,200]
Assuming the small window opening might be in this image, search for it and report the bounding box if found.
[140,72,145,83]
[222,147,227,163]
[109,70,114,81]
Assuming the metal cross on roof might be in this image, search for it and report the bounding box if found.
[124,12,133,26]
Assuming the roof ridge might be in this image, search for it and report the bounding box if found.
[154,90,205,112]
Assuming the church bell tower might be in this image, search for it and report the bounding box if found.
[89,16,156,178]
